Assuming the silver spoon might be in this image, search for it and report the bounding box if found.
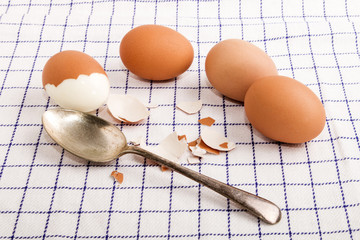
[42,108,281,224]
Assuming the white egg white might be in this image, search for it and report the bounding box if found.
[45,73,110,112]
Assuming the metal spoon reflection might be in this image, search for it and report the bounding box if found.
[42,108,281,224]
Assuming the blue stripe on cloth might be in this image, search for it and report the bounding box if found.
[9,15,49,238]
[195,1,203,239]
[103,2,118,240]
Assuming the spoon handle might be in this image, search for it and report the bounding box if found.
[122,145,281,225]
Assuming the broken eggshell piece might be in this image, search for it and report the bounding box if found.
[111,171,124,184]
[140,132,187,167]
[152,132,188,163]
[198,117,215,126]
[188,138,219,155]
[189,145,207,157]
[146,103,159,108]
[107,94,150,123]
[176,100,202,114]
[187,156,201,164]
[201,128,235,151]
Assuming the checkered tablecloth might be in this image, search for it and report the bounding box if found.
[1,0,360,239]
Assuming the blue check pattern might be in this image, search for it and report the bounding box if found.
[0,0,360,239]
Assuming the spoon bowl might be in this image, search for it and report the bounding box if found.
[43,109,127,162]
[42,108,281,225]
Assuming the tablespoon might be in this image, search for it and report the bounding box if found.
[42,108,281,224]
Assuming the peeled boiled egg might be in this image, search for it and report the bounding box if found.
[42,50,110,112]
[120,25,194,81]
[205,39,278,102]
[244,76,326,144]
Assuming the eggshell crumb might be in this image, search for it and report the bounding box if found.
[146,103,159,108]
[187,156,201,164]
[178,135,187,141]
[189,145,207,157]
[154,132,187,171]
[198,117,215,126]
[129,136,145,146]
[107,94,149,123]
[141,132,187,169]
[198,139,220,155]
[156,132,187,160]
[188,138,218,155]
[219,142,228,148]
[111,171,124,184]
[188,139,198,147]
[176,100,202,114]
[201,128,235,151]
[161,166,169,171]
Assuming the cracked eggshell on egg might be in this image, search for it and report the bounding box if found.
[42,50,110,112]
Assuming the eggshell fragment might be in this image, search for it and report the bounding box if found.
[188,138,219,155]
[205,39,278,102]
[187,156,201,164]
[244,75,326,143]
[176,100,202,114]
[219,142,228,148]
[107,94,149,123]
[198,117,215,126]
[198,139,220,155]
[129,136,145,146]
[200,128,235,151]
[111,171,124,184]
[188,139,198,147]
[188,138,206,157]
[178,135,187,141]
[142,132,187,168]
[161,166,169,172]
[189,145,207,157]
[153,132,187,163]
[146,103,159,108]
[120,25,194,81]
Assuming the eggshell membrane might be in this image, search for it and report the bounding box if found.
[120,25,194,80]
[205,39,278,102]
[42,50,107,87]
[244,76,326,144]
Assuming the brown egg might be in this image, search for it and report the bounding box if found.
[42,50,107,87]
[42,50,110,112]
[244,76,326,144]
[205,39,277,102]
[120,25,194,81]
